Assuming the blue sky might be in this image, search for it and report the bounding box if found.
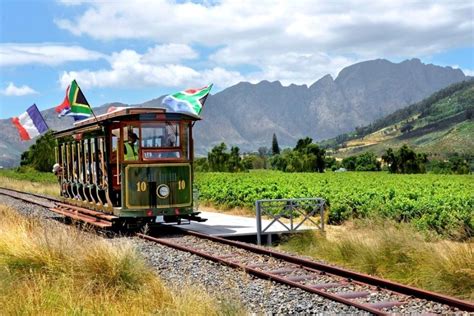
[1,0,473,119]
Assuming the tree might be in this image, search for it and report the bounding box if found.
[242,154,266,169]
[382,145,428,174]
[355,152,381,171]
[269,150,288,171]
[208,143,229,172]
[257,146,270,169]
[194,157,209,172]
[271,137,326,173]
[227,146,244,172]
[382,148,398,173]
[295,137,313,152]
[325,156,340,171]
[242,155,255,170]
[448,154,470,174]
[341,156,357,171]
[20,131,56,172]
[295,139,325,172]
[271,133,280,155]
[207,143,246,172]
[20,147,33,166]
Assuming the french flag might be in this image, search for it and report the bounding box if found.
[11,104,49,141]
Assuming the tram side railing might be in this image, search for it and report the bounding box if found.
[256,198,325,245]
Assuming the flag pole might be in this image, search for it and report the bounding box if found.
[89,103,99,124]
[78,88,99,124]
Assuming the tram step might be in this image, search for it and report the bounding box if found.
[55,202,118,221]
[50,207,113,228]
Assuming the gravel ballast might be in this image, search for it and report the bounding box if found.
[132,238,366,315]
[0,194,59,219]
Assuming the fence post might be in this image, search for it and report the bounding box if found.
[256,200,262,245]
[290,200,294,230]
[320,201,325,232]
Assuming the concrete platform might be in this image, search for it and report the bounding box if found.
[175,211,316,238]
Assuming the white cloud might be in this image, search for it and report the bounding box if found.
[57,0,88,5]
[213,48,356,85]
[200,67,245,88]
[446,65,473,77]
[1,82,38,96]
[462,69,474,76]
[53,0,473,87]
[55,1,472,57]
[0,43,105,66]
[142,44,198,64]
[60,47,243,89]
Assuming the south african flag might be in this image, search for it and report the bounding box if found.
[162,84,213,116]
[55,80,93,121]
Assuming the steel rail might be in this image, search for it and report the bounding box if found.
[137,233,388,316]
[181,230,474,312]
[0,186,61,202]
[0,187,114,227]
[0,187,58,208]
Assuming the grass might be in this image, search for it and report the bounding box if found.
[0,168,58,197]
[0,167,57,183]
[279,219,474,301]
[0,205,244,315]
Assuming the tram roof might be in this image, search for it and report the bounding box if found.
[53,107,201,138]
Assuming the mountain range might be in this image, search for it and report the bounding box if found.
[0,58,468,167]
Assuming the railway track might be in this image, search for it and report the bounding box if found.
[138,232,473,315]
[1,187,473,315]
[0,187,117,228]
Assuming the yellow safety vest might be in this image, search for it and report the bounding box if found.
[124,142,138,160]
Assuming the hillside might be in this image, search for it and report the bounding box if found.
[193,58,466,154]
[321,80,474,157]
[0,58,467,167]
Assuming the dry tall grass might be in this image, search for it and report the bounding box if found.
[0,205,244,315]
[0,175,59,197]
[280,219,474,300]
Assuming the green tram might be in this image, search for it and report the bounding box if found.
[54,107,204,228]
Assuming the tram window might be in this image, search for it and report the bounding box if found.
[140,123,184,160]
[123,126,139,161]
[141,123,180,148]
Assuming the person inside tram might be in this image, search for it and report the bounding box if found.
[52,163,64,195]
[52,163,63,176]
[163,123,177,147]
[124,130,139,160]
[158,123,179,158]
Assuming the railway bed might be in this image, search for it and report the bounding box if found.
[1,187,473,315]
[139,232,473,315]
